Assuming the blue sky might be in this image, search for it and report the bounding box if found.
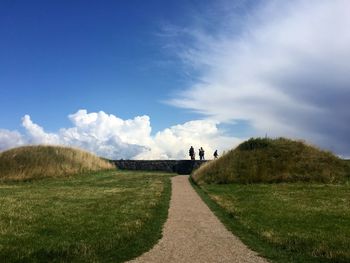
[0,0,201,131]
[1,0,350,159]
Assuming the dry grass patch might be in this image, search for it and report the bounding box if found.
[0,145,114,181]
[193,137,349,184]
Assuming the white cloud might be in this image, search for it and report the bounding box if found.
[168,0,350,156]
[22,115,60,145]
[0,129,25,150]
[0,110,240,159]
[136,119,240,159]
[59,110,149,159]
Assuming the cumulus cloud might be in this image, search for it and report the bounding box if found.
[59,110,149,159]
[136,119,241,159]
[22,115,59,144]
[168,0,350,156]
[0,110,239,159]
[0,129,25,150]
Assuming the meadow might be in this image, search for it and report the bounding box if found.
[192,180,350,263]
[0,170,171,262]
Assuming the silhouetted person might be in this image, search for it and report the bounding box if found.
[189,146,195,160]
[213,150,218,159]
[199,147,205,160]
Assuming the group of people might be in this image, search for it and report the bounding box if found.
[189,146,219,160]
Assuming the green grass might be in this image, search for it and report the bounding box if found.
[0,170,172,262]
[191,179,350,263]
[193,137,349,184]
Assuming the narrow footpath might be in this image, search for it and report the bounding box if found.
[128,175,268,263]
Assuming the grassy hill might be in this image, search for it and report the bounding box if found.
[191,137,350,262]
[0,145,114,181]
[193,137,349,184]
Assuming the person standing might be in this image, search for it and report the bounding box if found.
[213,150,218,159]
[199,147,205,160]
[189,146,195,160]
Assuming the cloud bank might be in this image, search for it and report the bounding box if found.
[169,0,350,156]
[0,110,239,159]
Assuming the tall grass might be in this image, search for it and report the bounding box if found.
[193,137,349,184]
[0,145,114,181]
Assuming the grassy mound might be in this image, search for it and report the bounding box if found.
[0,145,115,181]
[193,137,349,184]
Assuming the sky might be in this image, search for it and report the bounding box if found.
[1,0,350,159]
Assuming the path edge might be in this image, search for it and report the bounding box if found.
[188,176,282,262]
[125,174,172,262]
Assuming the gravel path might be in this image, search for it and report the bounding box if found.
[128,175,268,263]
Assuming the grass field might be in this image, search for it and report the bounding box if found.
[192,180,350,263]
[0,170,172,262]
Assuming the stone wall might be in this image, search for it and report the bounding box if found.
[112,160,207,175]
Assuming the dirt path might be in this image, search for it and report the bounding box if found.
[128,175,268,263]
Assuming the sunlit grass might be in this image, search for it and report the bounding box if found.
[0,170,171,262]
[0,145,115,181]
[193,137,349,184]
[192,180,350,262]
